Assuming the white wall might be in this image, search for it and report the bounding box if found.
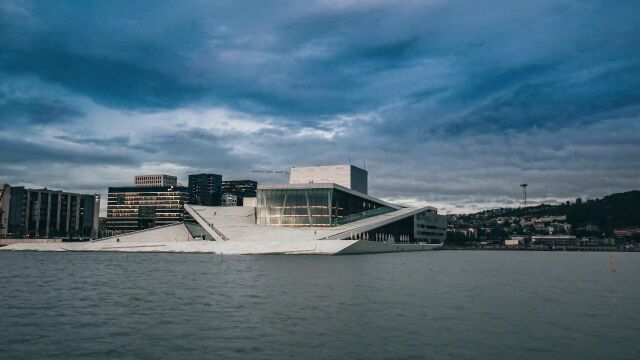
[289,165,368,194]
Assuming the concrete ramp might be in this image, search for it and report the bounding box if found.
[1,205,443,255]
[96,223,194,243]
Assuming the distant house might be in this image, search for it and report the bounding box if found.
[508,235,529,245]
[614,227,640,238]
[531,235,576,246]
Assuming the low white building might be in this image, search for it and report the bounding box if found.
[531,235,576,246]
[289,164,368,195]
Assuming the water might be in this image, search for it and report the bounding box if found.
[1,251,639,359]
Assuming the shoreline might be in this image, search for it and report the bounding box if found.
[440,246,639,252]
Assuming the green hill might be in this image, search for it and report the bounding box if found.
[458,190,640,231]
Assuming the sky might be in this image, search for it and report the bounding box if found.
[1,0,639,215]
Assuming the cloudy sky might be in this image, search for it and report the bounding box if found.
[1,0,639,214]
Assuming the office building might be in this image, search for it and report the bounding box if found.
[222,193,238,207]
[222,180,257,206]
[188,173,223,206]
[134,174,177,187]
[106,185,189,233]
[289,164,368,194]
[0,184,100,239]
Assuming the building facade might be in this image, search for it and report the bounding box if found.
[414,209,447,243]
[188,174,223,206]
[222,193,238,207]
[256,183,392,227]
[531,235,577,246]
[254,164,446,244]
[134,174,177,187]
[222,180,257,206]
[0,184,100,239]
[106,186,189,234]
[289,165,368,194]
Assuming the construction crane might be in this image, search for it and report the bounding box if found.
[252,169,291,175]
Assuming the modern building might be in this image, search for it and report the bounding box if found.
[0,184,100,239]
[255,183,445,243]
[222,193,238,207]
[3,164,447,254]
[188,173,223,206]
[134,174,177,187]
[253,164,445,243]
[106,185,189,234]
[256,183,392,227]
[242,197,257,207]
[289,164,368,194]
[222,180,257,206]
[508,235,529,245]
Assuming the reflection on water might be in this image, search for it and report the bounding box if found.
[1,251,639,359]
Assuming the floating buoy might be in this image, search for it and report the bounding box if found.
[609,253,617,273]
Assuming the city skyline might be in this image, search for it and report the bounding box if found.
[1,1,639,214]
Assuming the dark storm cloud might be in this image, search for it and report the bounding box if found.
[54,134,131,148]
[0,136,134,165]
[2,47,205,110]
[0,97,82,127]
[1,0,640,212]
[2,0,638,119]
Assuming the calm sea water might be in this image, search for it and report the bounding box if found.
[1,251,639,359]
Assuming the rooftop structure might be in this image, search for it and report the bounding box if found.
[289,164,368,194]
[134,174,177,187]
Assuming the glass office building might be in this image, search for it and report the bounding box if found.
[107,186,189,233]
[188,174,223,206]
[222,180,257,206]
[256,184,394,227]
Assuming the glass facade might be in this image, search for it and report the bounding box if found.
[222,180,257,206]
[188,174,223,206]
[340,210,446,244]
[256,187,392,227]
[107,186,189,233]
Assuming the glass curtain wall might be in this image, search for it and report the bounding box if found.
[256,188,332,226]
[256,188,391,227]
[107,187,189,232]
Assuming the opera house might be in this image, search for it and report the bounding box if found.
[2,165,447,255]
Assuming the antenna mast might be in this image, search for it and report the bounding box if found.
[520,184,528,207]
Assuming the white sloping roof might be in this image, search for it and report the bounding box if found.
[185,204,434,242]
